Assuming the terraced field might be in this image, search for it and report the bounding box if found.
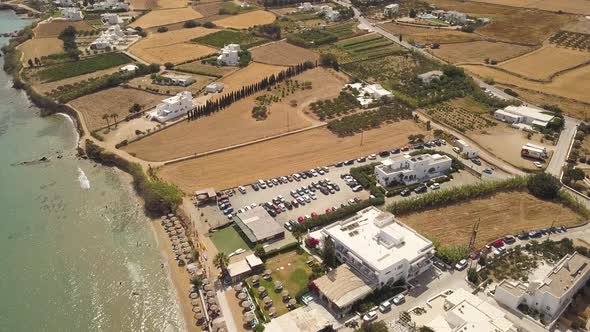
[324,33,404,63]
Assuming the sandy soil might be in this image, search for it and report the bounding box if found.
[212,10,276,29]
[251,40,320,66]
[381,23,482,44]
[469,124,552,170]
[132,27,219,48]
[193,1,224,17]
[32,66,121,95]
[69,86,164,131]
[462,64,590,104]
[175,61,238,77]
[399,191,585,248]
[127,70,214,95]
[131,42,217,64]
[498,46,590,80]
[33,21,94,38]
[124,68,347,160]
[430,41,533,64]
[157,120,427,191]
[130,8,204,29]
[156,0,190,8]
[469,0,590,15]
[17,37,63,63]
[219,62,288,94]
[562,17,590,34]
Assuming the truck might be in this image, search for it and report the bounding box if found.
[521,143,547,160]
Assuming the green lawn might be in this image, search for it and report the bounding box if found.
[37,53,132,82]
[207,224,252,255]
[192,30,268,49]
[219,1,256,15]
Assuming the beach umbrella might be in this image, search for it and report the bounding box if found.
[202,278,209,285]
[207,291,215,298]
[258,286,266,293]
[269,307,276,316]
[195,312,204,321]
[192,306,201,313]
[281,290,289,298]
[218,328,226,332]
[263,296,272,305]
[237,292,247,300]
[289,299,296,306]
[161,215,168,220]
[243,311,254,322]
[210,304,219,312]
[168,213,174,218]
[208,298,217,305]
[190,292,198,299]
[191,299,200,306]
[264,269,271,276]
[274,281,282,290]
[184,247,191,254]
[241,300,251,308]
[204,284,213,291]
[175,224,183,229]
[233,284,242,292]
[252,275,259,281]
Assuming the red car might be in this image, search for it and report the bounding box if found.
[492,239,504,248]
[297,216,305,222]
[469,250,480,260]
[401,146,410,151]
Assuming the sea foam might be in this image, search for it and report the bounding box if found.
[78,167,90,189]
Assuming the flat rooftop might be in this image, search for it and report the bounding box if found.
[313,265,375,309]
[322,206,433,271]
[503,105,555,122]
[234,206,283,243]
[539,252,590,298]
[265,301,339,332]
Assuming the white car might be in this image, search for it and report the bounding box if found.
[368,154,377,160]
[310,193,317,200]
[392,294,405,305]
[455,259,468,271]
[250,203,257,208]
[430,183,440,190]
[452,147,461,153]
[363,310,378,322]
[534,161,543,168]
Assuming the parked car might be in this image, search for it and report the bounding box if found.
[368,154,377,160]
[491,239,504,248]
[344,160,354,165]
[251,183,259,191]
[517,233,529,240]
[352,185,363,192]
[529,231,542,238]
[391,148,400,154]
[483,168,493,174]
[379,150,390,157]
[335,162,344,167]
[430,183,440,190]
[414,185,427,194]
[503,236,516,244]
[452,147,461,153]
[392,294,405,305]
[455,259,468,271]
[357,157,366,163]
[378,301,392,313]
[471,158,482,166]
[469,250,480,260]
[363,311,378,322]
[284,220,294,231]
[400,189,411,197]
[401,146,410,151]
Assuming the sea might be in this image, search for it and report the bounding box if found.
[0,10,184,332]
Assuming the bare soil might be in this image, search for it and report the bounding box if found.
[69,87,164,131]
[399,191,585,248]
[33,21,94,38]
[212,10,276,29]
[156,120,427,191]
[469,0,590,15]
[219,62,288,94]
[127,70,214,95]
[129,7,204,29]
[124,68,347,160]
[251,40,320,66]
[17,37,63,64]
[430,41,533,64]
[31,66,121,95]
[381,22,482,44]
[498,46,590,80]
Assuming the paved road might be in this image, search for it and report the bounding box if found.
[547,116,580,177]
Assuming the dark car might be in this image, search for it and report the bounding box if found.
[471,159,482,166]
[335,162,344,167]
[379,151,390,157]
[434,140,442,146]
[400,189,411,197]
[529,231,542,238]
[251,183,259,191]
[413,144,424,150]
[503,236,516,244]
[414,185,427,194]
[391,148,401,154]
[344,159,355,166]
[267,209,277,217]
[517,233,529,240]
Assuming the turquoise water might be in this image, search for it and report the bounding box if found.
[0,11,183,331]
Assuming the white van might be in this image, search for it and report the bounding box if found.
[258,179,267,189]
[378,300,392,313]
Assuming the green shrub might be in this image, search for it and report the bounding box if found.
[527,173,560,200]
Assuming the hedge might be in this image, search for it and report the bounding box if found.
[261,241,300,259]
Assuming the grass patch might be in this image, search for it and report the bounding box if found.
[207,224,252,254]
[218,1,256,15]
[37,53,132,82]
[192,30,268,49]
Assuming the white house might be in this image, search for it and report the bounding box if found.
[297,2,315,12]
[119,64,138,72]
[384,4,399,16]
[60,7,84,21]
[90,0,129,11]
[344,82,392,108]
[375,153,452,186]
[495,252,590,325]
[154,73,194,86]
[217,44,240,66]
[455,139,479,159]
[101,13,121,25]
[436,10,467,25]
[426,288,518,332]
[417,70,444,83]
[90,24,124,49]
[314,206,434,314]
[205,82,224,93]
[320,6,340,21]
[147,91,194,123]
[494,105,555,128]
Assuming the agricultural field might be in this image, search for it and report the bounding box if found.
[128,0,156,10]
[33,21,94,38]
[174,60,238,77]
[219,62,287,94]
[287,22,363,47]
[309,91,359,121]
[124,68,347,160]
[425,102,496,133]
[129,8,204,29]
[380,23,482,44]
[212,10,276,29]
[31,66,121,95]
[322,33,403,64]
[430,41,533,64]
[462,64,590,104]
[157,120,427,191]
[70,87,163,131]
[498,46,590,81]
[327,103,414,136]
[154,0,190,8]
[17,38,63,64]
[127,71,214,95]
[36,53,132,82]
[251,40,320,66]
[191,30,268,48]
[549,30,590,52]
[399,191,585,248]
[469,0,590,15]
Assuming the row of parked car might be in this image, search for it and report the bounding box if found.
[250,167,331,191]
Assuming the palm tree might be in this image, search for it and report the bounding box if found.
[213,252,229,275]
[102,114,110,129]
[110,113,118,128]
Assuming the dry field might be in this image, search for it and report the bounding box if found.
[381,23,482,44]
[470,0,590,15]
[128,27,218,64]
[32,66,121,95]
[562,17,590,34]
[399,191,584,248]
[193,1,223,17]
[17,38,63,63]
[430,41,533,64]
[128,0,155,10]
[251,41,320,66]
[155,0,190,8]
[498,46,590,80]
[129,8,204,29]
[69,87,163,131]
[219,62,287,94]
[124,68,348,160]
[33,21,93,38]
[212,10,276,29]
[462,64,590,104]
[157,120,427,191]
[469,124,553,170]
[127,71,214,95]
[175,60,238,77]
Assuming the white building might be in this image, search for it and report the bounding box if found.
[495,252,590,325]
[426,288,518,332]
[320,6,340,21]
[147,91,194,123]
[384,3,399,16]
[119,64,138,72]
[154,73,194,86]
[60,7,84,21]
[455,139,479,159]
[55,0,74,7]
[90,0,129,11]
[344,82,392,108]
[217,44,240,66]
[375,153,452,186]
[417,70,444,83]
[90,24,125,50]
[494,105,555,128]
[297,2,315,12]
[101,13,121,25]
[205,82,224,93]
[435,10,467,25]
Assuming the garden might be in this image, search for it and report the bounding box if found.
[308,90,359,120]
[425,102,496,133]
[549,30,590,52]
[326,101,414,136]
[325,33,404,63]
[251,78,312,120]
[36,52,132,82]
[191,30,269,49]
[287,22,362,48]
[207,224,252,255]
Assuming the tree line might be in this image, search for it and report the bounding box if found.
[186,61,316,121]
